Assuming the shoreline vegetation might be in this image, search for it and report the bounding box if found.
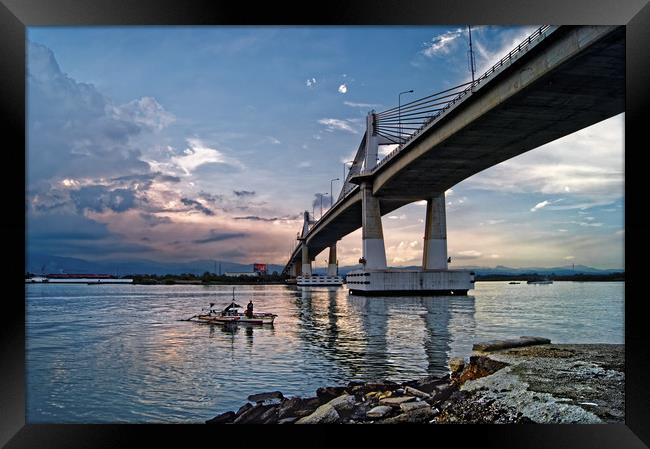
[205,337,624,424]
[25,272,623,285]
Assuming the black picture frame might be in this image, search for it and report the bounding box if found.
[2,0,648,447]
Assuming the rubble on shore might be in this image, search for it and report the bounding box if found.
[206,337,624,424]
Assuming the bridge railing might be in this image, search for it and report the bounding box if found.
[373,25,553,171]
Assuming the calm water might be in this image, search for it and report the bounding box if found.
[26,281,624,423]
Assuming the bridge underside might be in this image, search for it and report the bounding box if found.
[285,26,624,272]
[374,26,624,199]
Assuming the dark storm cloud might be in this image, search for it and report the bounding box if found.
[70,185,137,213]
[233,190,255,197]
[192,230,247,244]
[139,213,172,227]
[27,41,172,185]
[198,191,224,203]
[234,214,301,222]
[180,198,214,216]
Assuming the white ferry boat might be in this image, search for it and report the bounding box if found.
[296,275,344,286]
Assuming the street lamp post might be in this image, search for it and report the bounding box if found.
[398,89,414,143]
[330,178,339,207]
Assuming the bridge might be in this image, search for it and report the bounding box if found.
[284,25,624,295]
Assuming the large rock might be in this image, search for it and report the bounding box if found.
[248,391,284,403]
[404,386,431,399]
[236,402,253,416]
[233,403,276,424]
[400,401,430,413]
[379,396,416,407]
[316,386,348,403]
[366,405,393,419]
[430,384,457,404]
[206,411,236,424]
[327,394,357,417]
[278,396,320,419]
[407,375,449,394]
[456,356,509,386]
[382,406,435,424]
[472,336,551,352]
[295,403,341,424]
[449,357,466,376]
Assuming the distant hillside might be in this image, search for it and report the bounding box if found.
[26,253,284,276]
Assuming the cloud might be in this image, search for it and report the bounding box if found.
[306,78,316,87]
[318,118,359,134]
[338,84,348,94]
[27,41,153,184]
[112,97,175,131]
[455,250,483,259]
[344,101,379,108]
[171,138,242,175]
[70,185,137,213]
[267,136,281,145]
[564,256,575,260]
[422,28,464,57]
[192,230,247,244]
[180,197,214,216]
[298,161,312,168]
[233,190,255,197]
[530,200,550,212]
[234,215,301,223]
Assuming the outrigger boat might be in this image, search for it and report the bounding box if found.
[183,288,277,325]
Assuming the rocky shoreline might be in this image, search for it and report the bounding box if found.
[206,337,624,424]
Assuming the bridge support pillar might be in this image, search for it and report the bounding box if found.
[327,244,338,276]
[361,182,387,270]
[422,194,448,270]
[301,244,312,276]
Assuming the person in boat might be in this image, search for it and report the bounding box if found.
[246,300,254,318]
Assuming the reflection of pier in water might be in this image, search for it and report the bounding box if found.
[292,286,475,382]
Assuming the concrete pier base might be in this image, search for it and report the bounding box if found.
[346,269,474,296]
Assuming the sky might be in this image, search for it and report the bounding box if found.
[26,26,624,269]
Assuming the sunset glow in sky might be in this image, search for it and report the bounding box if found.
[26,26,624,269]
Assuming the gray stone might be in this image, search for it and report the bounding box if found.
[404,386,431,399]
[295,403,341,424]
[233,403,275,424]
[379,396,416,407]
[278,417,298,424]
[366,405,393,419]
[277,396,319,419]
[400,401,430,413]
[205,411,236,424]
[327,394,357,416]
[248,391,284,403]
[236,402,253,416]
[383,406,435,423]
[472,336,551,352]
[316,386,348,403]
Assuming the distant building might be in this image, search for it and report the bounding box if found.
[223,271,260,277]
[253,263,268,275]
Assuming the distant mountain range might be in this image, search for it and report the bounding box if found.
[26,253,285,276]
[26,253,623,277]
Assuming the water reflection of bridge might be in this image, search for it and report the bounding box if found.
[292,286,476,382]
